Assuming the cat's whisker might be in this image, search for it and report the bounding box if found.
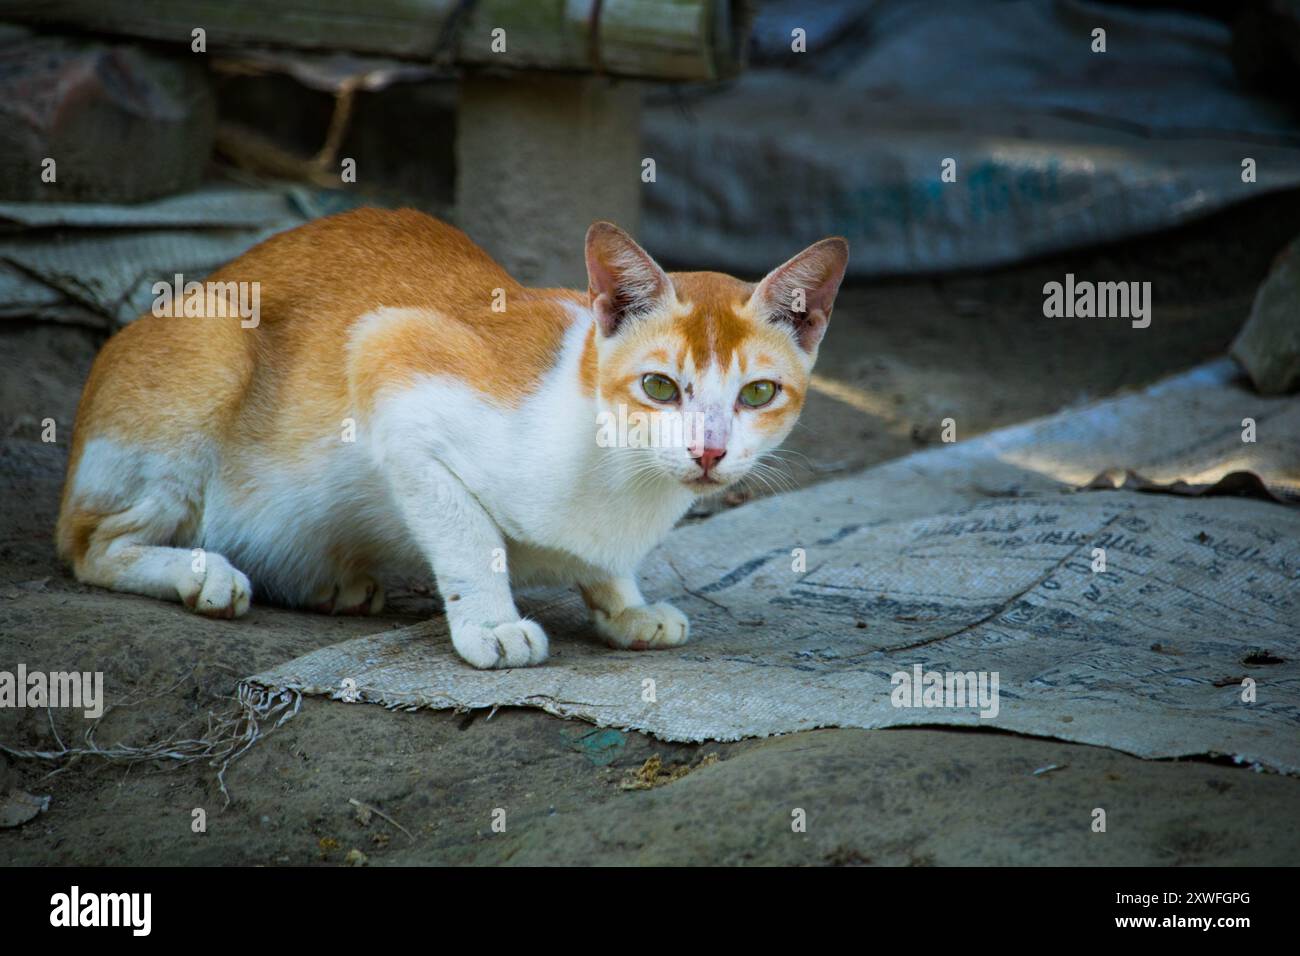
[757,450,800,475]
[602,453,672,496]
[743,458,798,498]
[760,463,792,492]
[764,446,814,466]
[758,452,812,480]
[746,471,779,499]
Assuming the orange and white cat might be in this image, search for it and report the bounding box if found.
[57,209,847,668]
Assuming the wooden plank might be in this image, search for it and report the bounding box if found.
[0,0,750,81]
[0,1,451,59]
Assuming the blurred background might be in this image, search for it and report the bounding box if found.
[1,0,1297,508]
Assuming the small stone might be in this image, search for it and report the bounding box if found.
[1231,235,1300,394]
[0,789,50,829]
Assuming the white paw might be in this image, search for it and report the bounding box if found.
[452,619,549,669]
[593,602,689,650]
[179,555,252,619]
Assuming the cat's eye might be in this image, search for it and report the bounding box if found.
[739,380,778,408]
[642,373,680,403]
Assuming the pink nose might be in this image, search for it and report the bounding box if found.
[692,447,727,476]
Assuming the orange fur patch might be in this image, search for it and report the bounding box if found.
[667,272,756,371]
[579,324,599,397]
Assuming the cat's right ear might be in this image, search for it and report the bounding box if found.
[585,222,672,336]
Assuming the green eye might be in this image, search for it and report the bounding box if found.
[739,380,777,408]
[642,373,679,403]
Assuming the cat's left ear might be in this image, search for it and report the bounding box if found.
[586,221,673,337]
[748,238,849,352]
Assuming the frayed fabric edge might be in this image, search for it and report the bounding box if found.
[0,681,302,807]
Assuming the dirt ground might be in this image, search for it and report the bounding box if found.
[3,191,1299,866]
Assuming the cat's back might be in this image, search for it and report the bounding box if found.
[66,208,587,468]
[235,207,520,331]
[187,206,585,395]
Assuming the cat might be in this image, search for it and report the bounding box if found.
[56,209,848,668]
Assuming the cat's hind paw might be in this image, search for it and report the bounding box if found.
[593,602,689,650]
[452,619,549,669]
[311,577,385,616]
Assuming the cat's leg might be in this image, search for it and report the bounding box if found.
[383,458,547,669]
[67,501,252,619]
[580,576,689,650]
[60,440,251,618]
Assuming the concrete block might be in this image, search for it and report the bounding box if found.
[455,73,641,289]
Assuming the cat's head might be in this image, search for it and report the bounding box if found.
[585,222,848,493]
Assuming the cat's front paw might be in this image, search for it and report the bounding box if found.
[178,554,252,620]
[593,602,689,650]
[452,619,549,669]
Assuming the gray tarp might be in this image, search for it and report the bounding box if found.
[246,359,1300,773]
[643,0,1300,275]
[0,187,345,326]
